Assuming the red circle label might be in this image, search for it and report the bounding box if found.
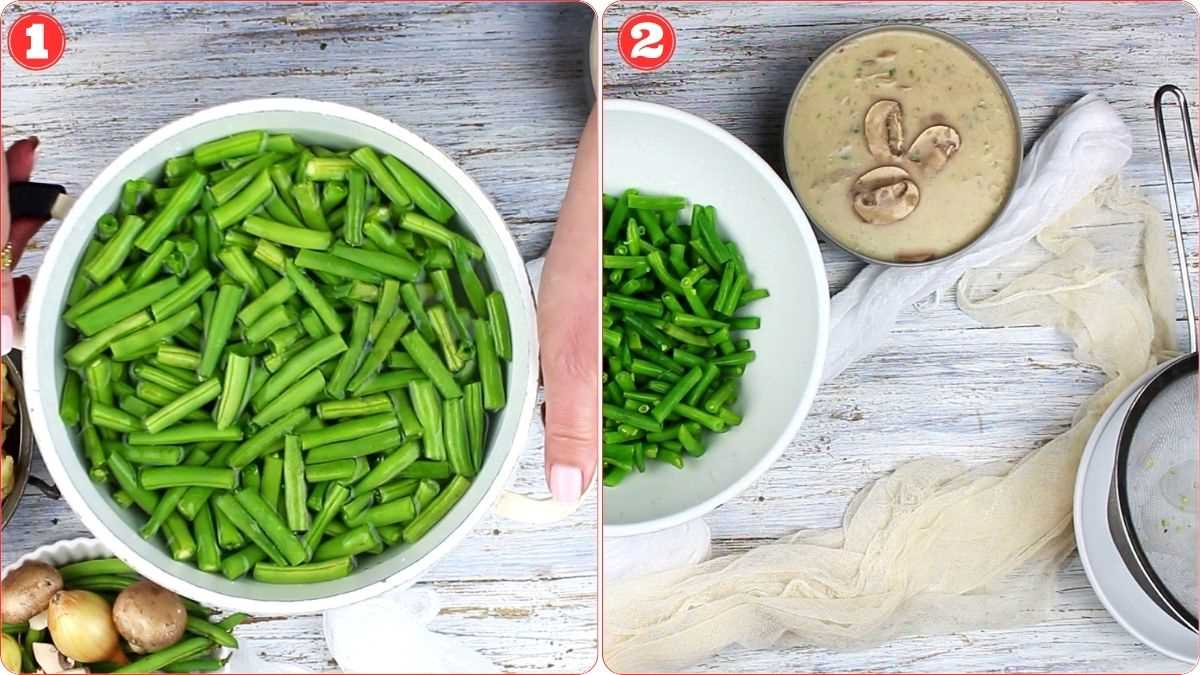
[617,12,676,72]
[7,11,66,71]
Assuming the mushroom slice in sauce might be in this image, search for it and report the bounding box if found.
[906,125,961,176]
[864,100,905,161]
[851,166,920,225]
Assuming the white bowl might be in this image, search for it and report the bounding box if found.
[24,98,539,614]
[1,538,232,669]
[602,100,830,536]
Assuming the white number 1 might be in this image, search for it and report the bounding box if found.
[25,22,48,60]
[630,21,664,60]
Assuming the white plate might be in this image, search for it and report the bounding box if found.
[602,100,830,536]
[1074,363,1197,663]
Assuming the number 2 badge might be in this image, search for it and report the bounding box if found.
[617,12,676,72]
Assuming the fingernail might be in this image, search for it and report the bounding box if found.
[27,136,39,149]
[0,315,12,356]
[549,464,583,504]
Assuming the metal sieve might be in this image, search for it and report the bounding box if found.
[1106,84,1199,633]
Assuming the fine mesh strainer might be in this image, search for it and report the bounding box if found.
[1107,84,1199,633]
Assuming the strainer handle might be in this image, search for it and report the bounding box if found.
[1153,84,1198,352]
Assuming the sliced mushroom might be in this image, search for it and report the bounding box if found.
[851,166,920,225]
[906,125,961,176]
[32,643,72,674]
[864,100,905,161]
[29,610,48,630]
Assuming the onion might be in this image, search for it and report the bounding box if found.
[46,590,119,663]
[0,634,20,674]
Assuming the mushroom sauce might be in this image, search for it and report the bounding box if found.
[785,27,1020,263]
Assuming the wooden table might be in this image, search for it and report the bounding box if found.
[2,3,596,671]
[604,3,1196,672]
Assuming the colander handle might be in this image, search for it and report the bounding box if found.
[1153,84,1198,352]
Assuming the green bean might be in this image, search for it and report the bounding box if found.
[298,412,398,451]
[142,378,221,434]
[378,155,452,223]
[128,423,242,446]
[244,304,294,343]
[65,275,127,325]
[313,523,381,561]
[400,211,482,259]
[651,366,702,424]
[117,444,185,466]
[342,168,367,245]
[85,214,147,283]
[306,428,402,465]
[283,435,309,531]
[348,146,411,209]
[67,312,154,367]
[215,505,246,550]
[211,493,288,565]
[295,248,382,283]
[91,402,143,433]
[407,380,444,460]
[243,214,333,250]
[226,407,308,470]
[217,246,265,296]
[210,153,277,205]
[194,502,222,573]
[157,344,202,371]
[347,310,410,395]
[141,466,237,490]
[253,557,353,584]
[109,305,201,361]
[316,394,392,420]
[348,496,416,528]
[198,284,246,378]
[318,301,371,400]
[402,475,470,542]
[193,131,265,167]
[220,544,265,580]
[399,282,436,342]
[135,172,207,253]
[252,333,346,410]
[214,353,253,429]
[329,241,421,281]
[463,382,485,471]
[355,441,420,493]
[74,277,180,336]
[442,397,473,478]
[163,658,224,673]
[354,369,424,396]
[285,261,344,333]
[401,330,463,400]
[84,356,114,406]
[485,291,512,361]
[234,489,307,565]
[252,370,324,427]
[303,483,350,550]
[388,389,424,439]
[58,558,136,582]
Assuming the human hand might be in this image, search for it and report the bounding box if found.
[538,108,599,503]
[1,137,48,355]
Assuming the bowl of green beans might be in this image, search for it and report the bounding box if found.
[23,98,538,614]
[602,100,829,536]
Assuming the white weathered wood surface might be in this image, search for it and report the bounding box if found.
[2,3,596,671]
[604,3,1197,672]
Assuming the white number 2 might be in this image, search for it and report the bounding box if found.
[25,22,48,60]
[629,21,664,60]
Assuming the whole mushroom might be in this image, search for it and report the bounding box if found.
[1,561,63,624]
[111,581,187,654]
